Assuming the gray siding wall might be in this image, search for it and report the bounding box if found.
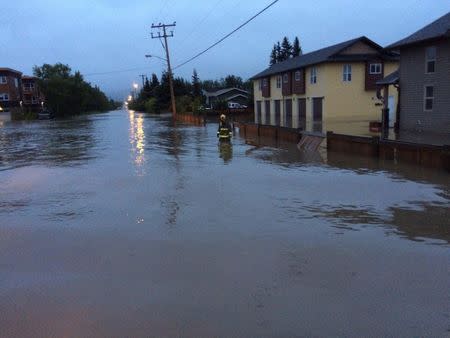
[399,39,450,133]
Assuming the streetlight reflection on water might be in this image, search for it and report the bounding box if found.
[128,110,146,175]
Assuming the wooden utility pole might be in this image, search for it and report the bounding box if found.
[151,22,177,119]
[139,74,146,88]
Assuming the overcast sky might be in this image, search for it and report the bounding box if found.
[2,0,449,100]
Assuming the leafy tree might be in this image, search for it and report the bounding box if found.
[224,75,243,88]
[292,36,302,57]
[33,63,112,117]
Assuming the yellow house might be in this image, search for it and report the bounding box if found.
[252,36,399,135]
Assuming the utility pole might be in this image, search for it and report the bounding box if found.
[139,74,146,88]
[151,22,177,119]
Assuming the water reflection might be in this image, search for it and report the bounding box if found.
[0,117,96,170]
[218,141,233,164]
[128,110,146,175]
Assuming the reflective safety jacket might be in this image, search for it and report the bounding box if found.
[217,121,232,140]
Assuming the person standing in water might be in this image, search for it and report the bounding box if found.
[217,114,232,141]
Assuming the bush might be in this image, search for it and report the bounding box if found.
[176,95,193,114]
[144,98,160,114]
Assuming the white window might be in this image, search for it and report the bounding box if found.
[425,46,436,73]
[0,76,7,84]
[283,73,289,83]
[424,85,434,111]
[258,79,263,91]
[369,63,382,74]
[310,67,317,84]
[14,78,18,88]
[276,76,281,88]
[0,93,9,101]
[294,70,301,81]
[343,64,352,82]
[263,78,268,87]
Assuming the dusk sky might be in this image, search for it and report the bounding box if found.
[2,0,449,100]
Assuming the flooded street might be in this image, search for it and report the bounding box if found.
[0,110,449,337]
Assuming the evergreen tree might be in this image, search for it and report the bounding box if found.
[275,42,282,63]
[192,69,201,98]
[280,36,292,61]
[269,44,277,66]
[292,36,302,57]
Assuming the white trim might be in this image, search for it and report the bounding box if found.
[343,64,352,82]
[425,46,436,74]
[276,75,281,88]
[424,85,434,112]
[310,67,317,84]
[369,63,382,74]
[0,76,7,84]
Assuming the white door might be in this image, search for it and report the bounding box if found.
[388,96,395,127]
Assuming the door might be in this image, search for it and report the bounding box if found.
[312,97,323,132]
[274,100,281,126]
[388,95,395,127]
[255,101,262,123]
[285,99,292,128]
[298,98,306,130]
[265,100,271,125]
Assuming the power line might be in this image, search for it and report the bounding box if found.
[173,0,224,54]
[173,0,280,70]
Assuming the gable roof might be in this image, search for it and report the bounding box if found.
[252,36,396,80]
[0,67,22,75]
[387,12,450,49]
[376,69,399,86]
[203,87,249,97]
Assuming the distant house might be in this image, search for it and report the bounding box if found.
[252,36,399,134]
[203,88,249,108]
[21,76,44,109]
[0,68,22,111]
[385,12,450,134]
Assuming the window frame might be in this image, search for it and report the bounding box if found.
[0,76,7,84]
[262,78,268,88]
[276,75,281,88]
[343,64,352,82]
[258,79,263,91]
[294,70,301,82]
[310,67,317,84]
[0,93,10,101]
[425,46,436,74]
[283,73,289,84]
[369,63,382,75]
[424,85,434,111]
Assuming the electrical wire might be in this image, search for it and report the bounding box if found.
[173,0,280,70]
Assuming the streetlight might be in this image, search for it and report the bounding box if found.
[145,54,167,62]
[132,83,138,99]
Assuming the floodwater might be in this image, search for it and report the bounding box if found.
[0,110,449,337]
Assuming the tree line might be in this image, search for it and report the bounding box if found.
[269,36,302,65]
[128,70,253,114]
[33,63,119,117]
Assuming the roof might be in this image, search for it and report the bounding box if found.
[22,75,37,80]
[387,11,450,49]
[376,69,399,85]
[203,87,249,97]
[0,67,22,75]
[252,36,396,80]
